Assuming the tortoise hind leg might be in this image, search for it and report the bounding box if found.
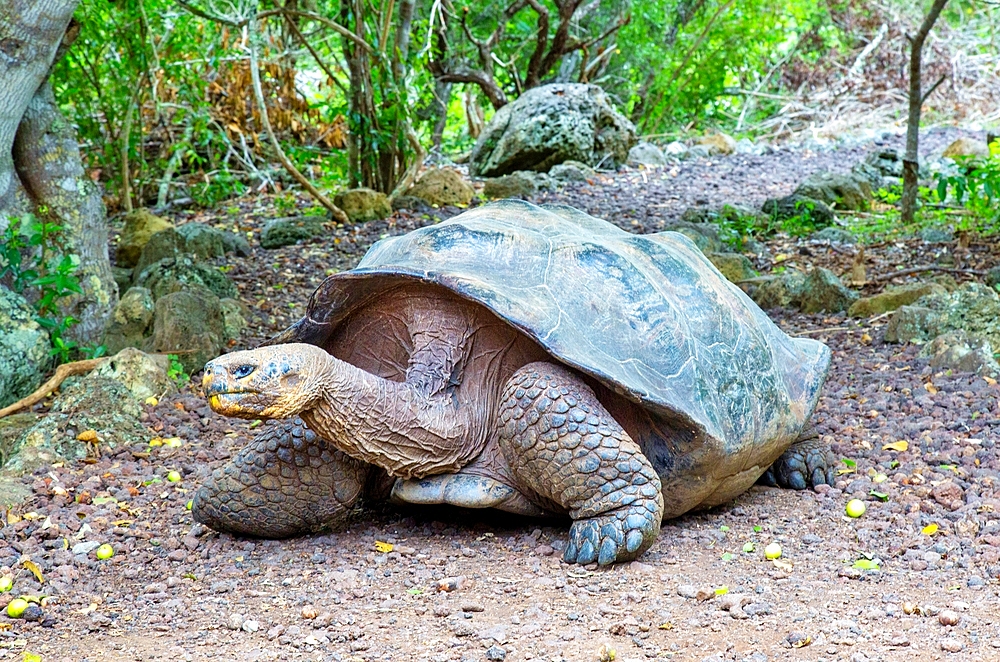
[498,362,664,566]
[760,433,836,490]
[193,418,371,537]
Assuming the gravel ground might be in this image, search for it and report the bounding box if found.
[2,127,999,662]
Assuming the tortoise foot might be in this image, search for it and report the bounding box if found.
[193,418,369,537]
[565,505,661,565]
[498,362,664,566]
[761,437,836,490]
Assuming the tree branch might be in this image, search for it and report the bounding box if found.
[247,21,349,223]
[921,73,947,104]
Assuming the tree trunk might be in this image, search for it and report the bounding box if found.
[1,0,117,345]
[900,0,949,225]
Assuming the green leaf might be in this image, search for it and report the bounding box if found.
[852,558,880,571]
[753,525,762,533]
[721,553,733,561]
[742,542,755,553]
[841,458,856,468]
[869,490,888,502]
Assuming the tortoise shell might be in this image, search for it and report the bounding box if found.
[266,200,829,514]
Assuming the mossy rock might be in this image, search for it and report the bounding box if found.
[334,188,391,222]
[0,286,51,409]
[260,216,328,249]
[103,286,155,354]
[750,272,807,310]
[799,268,858,314]
[407,168,475,207]
[143,284,226,373]
[707,252,757,284]
[483,172,538,199]
[848,282,946,318]
[4,377,147,474]
[134,256,238,301]
[117,209,174,268]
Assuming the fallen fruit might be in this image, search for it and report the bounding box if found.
[167,470,182,482]
[764,543,782,560]
[846,499,867,518]
[6,598,28,618]
[186,500,193,510]
[0,577,11,593]
[96,544,114,560]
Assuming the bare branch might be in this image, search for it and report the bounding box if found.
[246,21,349,223]
[921,73,947,104]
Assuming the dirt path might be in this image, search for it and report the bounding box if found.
[2,128,999,662]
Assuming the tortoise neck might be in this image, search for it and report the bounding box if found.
[300,354,475,480]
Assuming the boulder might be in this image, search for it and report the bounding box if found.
[707,252,757,283]
[663,141,689,158]
[760,194,835,228]
[696,133,737,156]
[864,149,903,178]
[850,161,885,191]
[334,188,392,222]
[549,160,595,182]
[0,413,39,472]
[793,172,872,211]
[919,227,954,244]
[884,305,943,344]
[175,223,225,260]
[406,168,475,207]
[750,271,807,310]
[116,209,174,268]
[885,283,1000,351]
[143,285,226,373]
[799,268,858,314]
[103,286,155,354]
[112,266,134,294]
[91,348,175,401]
[470,83,637,176]
[921,330,1000,377]
[0,286,51,409]
[848,282,946,318]
[941,137,990,160]
[483,172,538,199]
[811,227,857,245]
[133,228,186,276]
[133,256,238,301]
[260,215,328,249]
[220,298,248,341]
[4,376,147,474]
[391,195,432,213]
[628,142,668,167]
[661,221,723,253]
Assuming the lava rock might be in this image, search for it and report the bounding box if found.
[0,286,51,409]
[406,168,475,207]
[470,83,636,176]
[334,188,392,223]
[260,215,328,249]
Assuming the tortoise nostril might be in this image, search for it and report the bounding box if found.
[233,364,255,379]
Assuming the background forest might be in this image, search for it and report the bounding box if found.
[51,0,999,209]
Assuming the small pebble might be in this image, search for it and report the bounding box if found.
[485,645,507,661]
[227,613,244,631]
[242,619,260,633]
[437,576,467,592]
[940,638,964,652]
[938,610,960,626]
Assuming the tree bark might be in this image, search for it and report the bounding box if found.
[900,0,949,225]
[1,0,118,345]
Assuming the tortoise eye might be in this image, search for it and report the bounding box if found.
[232,364,255,379]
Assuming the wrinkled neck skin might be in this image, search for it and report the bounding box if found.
[302,353,475,480]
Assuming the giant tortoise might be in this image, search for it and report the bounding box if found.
[195,200,833,565]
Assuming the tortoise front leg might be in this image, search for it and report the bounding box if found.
[498,362,664,565]
[193,418,371,538]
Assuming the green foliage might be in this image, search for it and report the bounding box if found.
[934,141,1000,229]
[166,354,191,386]
[611,0,837,132]
[0,215,97,363]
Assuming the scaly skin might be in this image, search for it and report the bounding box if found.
[192,418,371,537]
[759,437,836,490]
[498,362,664,565]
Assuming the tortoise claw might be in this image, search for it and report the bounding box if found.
[564,505,660,566]
[762,437,836,490]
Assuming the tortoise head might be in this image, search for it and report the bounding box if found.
[202,343,332,419]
